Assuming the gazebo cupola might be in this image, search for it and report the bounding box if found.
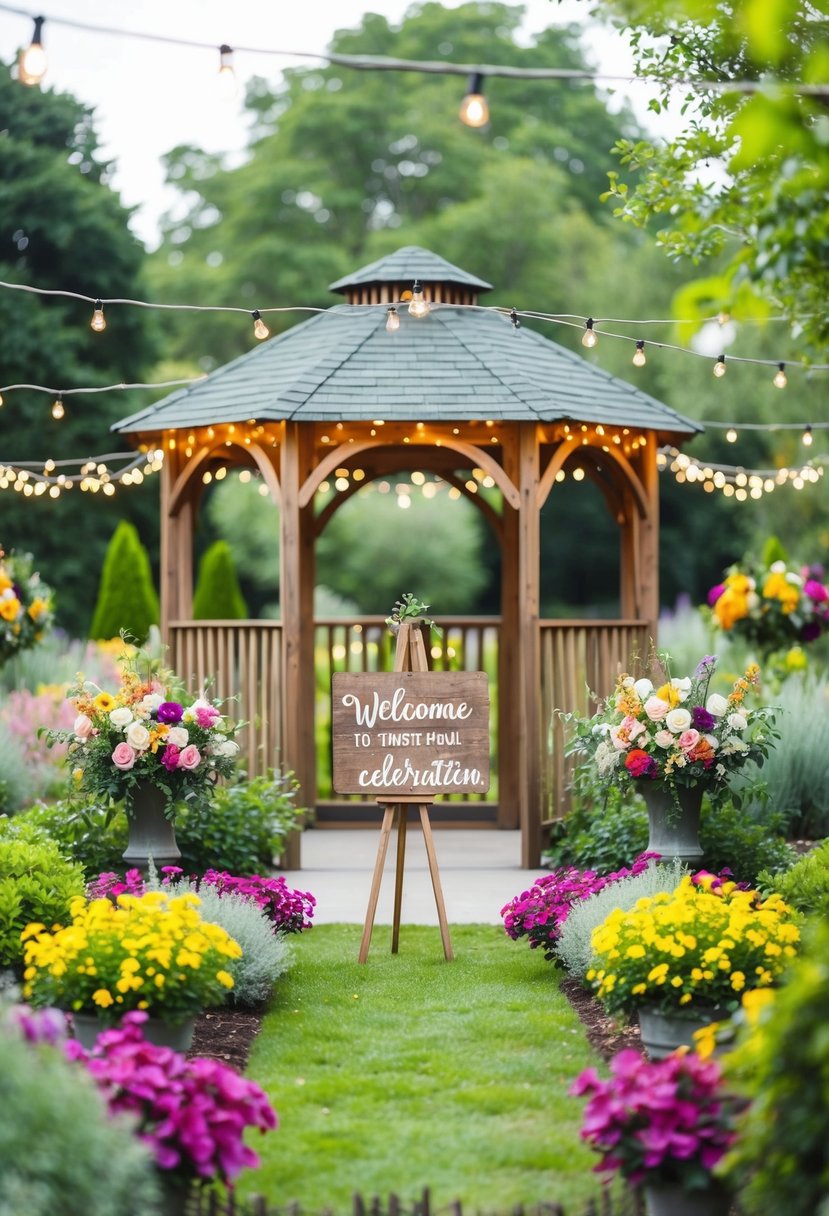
[114,245,700,867]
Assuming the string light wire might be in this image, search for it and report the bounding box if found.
[0,2,826,96]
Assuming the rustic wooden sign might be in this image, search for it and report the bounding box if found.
[332,670,490,796]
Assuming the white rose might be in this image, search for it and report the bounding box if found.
[219,739,240,758]
[721,737,749,756]
[634,678,654,700]
[644,695,670,722]
[770,560,787,574]
[109,707,133,729]
[166,726,189,748]
[126,721,151,750]
[727,712,747,731]
[704,734,719,751]
[670,677,692,700]
[665,708,692,734]
[621,677,635,688]
[706,693,729,717]
[654,729,675,748]
[142,693,164,711]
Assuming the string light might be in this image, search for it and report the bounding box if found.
[802,424,813,446]
[713,355,727,378]
[385,306,400,333]
[658,445,825,499]
[251,309,269,340]
[217,43,237,98]
[18,14,46,86]
[773,362,788,388]
[510,307,521,330]
[581,318,598,348]
[89,300,106,332]
[50,393,65,420]
[459,72,489,127]
[632,339,646,367]
[726,428,738,443]
[408,281,430,318]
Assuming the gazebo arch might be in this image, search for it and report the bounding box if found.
[115,246,700,867]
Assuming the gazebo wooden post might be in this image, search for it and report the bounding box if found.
[639,448,661,642]
[280,422,318,869]
[159,449,194,637]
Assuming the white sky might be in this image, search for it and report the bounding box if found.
[0,1,662,249]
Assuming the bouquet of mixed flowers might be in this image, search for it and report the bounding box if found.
[571,1048,741,1193]
[706,546,829,656]
[44,640,241,817]
[22,890,242,1024]
[586,871,800,1019]
[564,655,777,811]
[0,548,53,665]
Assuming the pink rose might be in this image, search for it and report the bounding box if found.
[643,696,669,722]
[178,744,202,770]
[678,729,701,753]
[74,713,94,739]
[111,742,137,770]
[194,705,221,729]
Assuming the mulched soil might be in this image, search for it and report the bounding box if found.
[189,980,639,1074]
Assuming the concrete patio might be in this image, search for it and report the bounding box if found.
[280,826,537,925]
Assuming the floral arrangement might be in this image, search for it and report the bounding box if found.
[44,641,241,817]
[0,548,53,665]
[706,549,829,656]
[570,1048,740,1192]
[67,1012,277,1189]
[586,872,800,1019]
[88,866,317,934]
[565,655,777,811]
[500,852,659,960]
[22,890,242,1024]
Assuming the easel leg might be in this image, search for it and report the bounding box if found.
[419,805,454,962]
[391,805,408,954]
[358,805,396,964]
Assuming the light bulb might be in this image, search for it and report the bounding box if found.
[408,281,430,318]
[252,310,269,340]
[90,300,106,332]
[582,318,598,348]
[0,393,4,407]
[632,340,646,367]
[726,428,738,443]
[385,306,400,333]
[51,395,65,421]
[459,72,489,128]
[802,425,813,446]
[713,355,727,378]
[773,362,787,389]
[18,16,47,86]
[510,307,521,330]
[217,44,238,99]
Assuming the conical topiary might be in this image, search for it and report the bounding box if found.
[89,521,159,642]
[192,540,248,620]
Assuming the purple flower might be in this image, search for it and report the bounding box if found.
[691,706,717,732]
[156,701,184,724]
[693,655,717,678]
[707,584,725,607]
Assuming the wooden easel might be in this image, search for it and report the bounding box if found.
[357,621,454,964]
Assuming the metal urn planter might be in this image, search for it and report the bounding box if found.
[638,1006,727,1060]
[71,1011,196,1053]
[121,781,181,874]
[643,1180,732,1216]
[641,783,705,864]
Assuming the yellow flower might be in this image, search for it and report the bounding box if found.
[93,691,116,713]
[625,944,646,959]
[730,971,746,991]
[216,970,235,989]
[92,988,114,1008]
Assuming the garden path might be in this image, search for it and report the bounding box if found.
[280,826,528,925]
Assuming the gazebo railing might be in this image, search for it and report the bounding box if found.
[168,621,283,780]
[166,616,648,836]
[539,619,650,825]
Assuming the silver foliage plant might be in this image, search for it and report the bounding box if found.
[554,859,687,981]
[148,872,292,1008]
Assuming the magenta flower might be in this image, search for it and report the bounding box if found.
[161,743,181,771]
[570,1048,740,1190]
[156,701,184,724]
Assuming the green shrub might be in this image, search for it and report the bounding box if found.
[725,918,829,1215]
[151,876,291,1008]
[0,823,86,970]
[176,769,305,875]
[0,1016,159,1215]
[554,859,687,980]
[699,802,795,885]
[13,801,127,878]
[192,540,248,619]
[758,839,829,916]
[89,521,159,642]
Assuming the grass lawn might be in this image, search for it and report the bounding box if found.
[240,923,612,1211]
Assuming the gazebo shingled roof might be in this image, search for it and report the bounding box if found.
[115,246,703,871]
[114,245,700,438]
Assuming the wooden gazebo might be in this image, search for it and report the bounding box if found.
[114,246,699,867]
